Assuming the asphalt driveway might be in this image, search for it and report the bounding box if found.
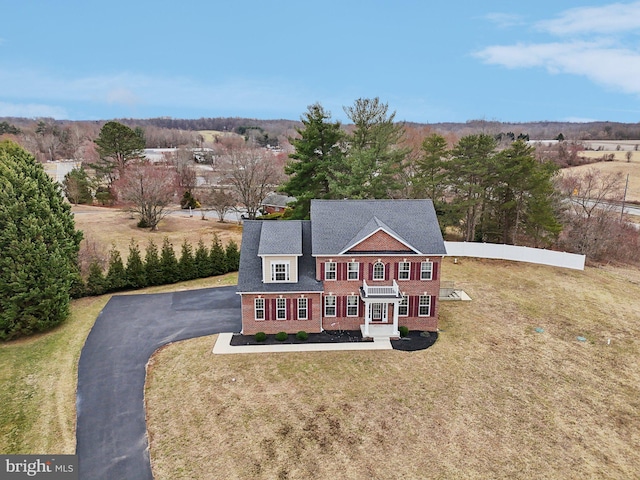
[76,286,241,480]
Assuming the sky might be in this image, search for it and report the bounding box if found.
[2,0,640,124]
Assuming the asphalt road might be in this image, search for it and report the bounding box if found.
[76,286,241,480]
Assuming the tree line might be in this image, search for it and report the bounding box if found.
[81,236,239,296]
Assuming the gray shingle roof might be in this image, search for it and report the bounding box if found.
[310,199,446,255]
[258,221,302,255]
[237,220,323,293]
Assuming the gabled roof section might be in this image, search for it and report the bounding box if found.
[340,216,419,254]
[258,221,302,256]
[310,199,447,256]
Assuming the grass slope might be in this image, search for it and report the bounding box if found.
[146,258,640,480]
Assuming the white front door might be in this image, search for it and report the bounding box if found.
[371,303,388,323]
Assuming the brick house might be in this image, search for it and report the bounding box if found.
[237,199,446,338]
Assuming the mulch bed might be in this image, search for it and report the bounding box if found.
[230,330,438,351]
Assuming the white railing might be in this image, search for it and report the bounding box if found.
[362,279,400,297]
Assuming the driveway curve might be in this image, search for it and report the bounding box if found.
[76,286,241,480]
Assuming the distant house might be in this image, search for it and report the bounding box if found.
[261,193,296,214]
[237,199,446,338]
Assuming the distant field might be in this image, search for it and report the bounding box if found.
[72,205,243,261]
[198,130,240,144]
[563,155,640,203]
[146,258,640,480]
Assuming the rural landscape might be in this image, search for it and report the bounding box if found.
[1,106,640,479]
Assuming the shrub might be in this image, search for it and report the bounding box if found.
[255,332,267,342]
[275,331,288,342]
[296,331,309,341]
[399,326,409,337]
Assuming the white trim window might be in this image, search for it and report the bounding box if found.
[324,295,336,317]
[373,262,385,280]
[271,262,290,282]
[254,298,265,320]
[398,296,408,317]
[420,261,433,280]
[276,298,287,320]
[398,262,410,280]
[347,295,359,317]
[419,295,431,317]
[348,262,359,280]
[325,261,337,280]
[297,298,308,320]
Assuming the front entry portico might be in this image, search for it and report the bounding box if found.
[360,280,401,339]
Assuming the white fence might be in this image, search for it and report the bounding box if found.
[443,242,585,271]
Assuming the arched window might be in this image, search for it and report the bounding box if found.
[373,262,385,280]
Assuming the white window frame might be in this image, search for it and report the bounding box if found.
[276,297,287,320]
[325,261,337,280]
[324,295,336,317]
[346,295,359,317]
[271,261,290,282]
[254,298,265,320]
[419,295,431,317]
[297,298,308,320]
[420,261,433,280]
[398,296,408,317]
[373,262,385,280]
[398,262,410,280]
[348,262,359,280]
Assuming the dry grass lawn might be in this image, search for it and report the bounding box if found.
[146,258,640,479]
[72,204,243,259]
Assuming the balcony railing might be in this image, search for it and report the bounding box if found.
[361,279,401,298]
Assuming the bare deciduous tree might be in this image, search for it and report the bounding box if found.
[113,163,178,230]
[219,144,283,220]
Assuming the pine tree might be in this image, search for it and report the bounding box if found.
[0,141,83,339]
[225,240,240,272]
[194,239,212,278]
[85,260,107,296]
[144,240,163,286]
[210,234,227,275]
[125,240,147,288]
[160,237,179,284]
[178,240,196,282]
[105,246,127,292]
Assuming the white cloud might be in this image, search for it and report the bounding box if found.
[0,101,68,118]
[536,1,640,36]
[484,13,525,28]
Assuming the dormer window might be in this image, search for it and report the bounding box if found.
[271,261,290,282]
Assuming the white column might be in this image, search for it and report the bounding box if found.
[364,301,370,337]
[392,301,399,336]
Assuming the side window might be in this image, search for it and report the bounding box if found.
[347,295,359,316]
[276,298,287,320]
[420,261,433,280]
[297,298,308,320]
[348,262,359,280]
[255,298,265,320]
[324,295,336,317]
[325,262,336,280]
[398,296,408,317]
[398,262,410,280]
[419,295,431,316]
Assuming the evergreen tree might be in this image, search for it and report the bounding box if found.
[105,246,127,291]
[160,237,179,284]
[85,260,107,296]
[0,141,83,340]
[210,234,227,276]
[194,239,212,278]
[414,133,450,201]
[63,167,93,204]
[281,103,345,218]
[91,121,145,186]
[125,240,147,288]
[178,240,196,281]
[225,240,240,272]
[144,240,163,286]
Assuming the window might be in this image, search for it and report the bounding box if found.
[297,298,308,320]
[398,296,408,317]
[398,262,410,280]
[324,295,336,317]
[254,298,265,320]
[347,295,359,317]
[271,262,290,282]
[325,262,336,280]
[276,298,287,320]
[373,262,385,280]
[348,262,359,280]
[419,295,431,317]
[420,261,433,280]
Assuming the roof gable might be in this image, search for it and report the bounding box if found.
[310,199,446,256]
[346,228,415,253]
